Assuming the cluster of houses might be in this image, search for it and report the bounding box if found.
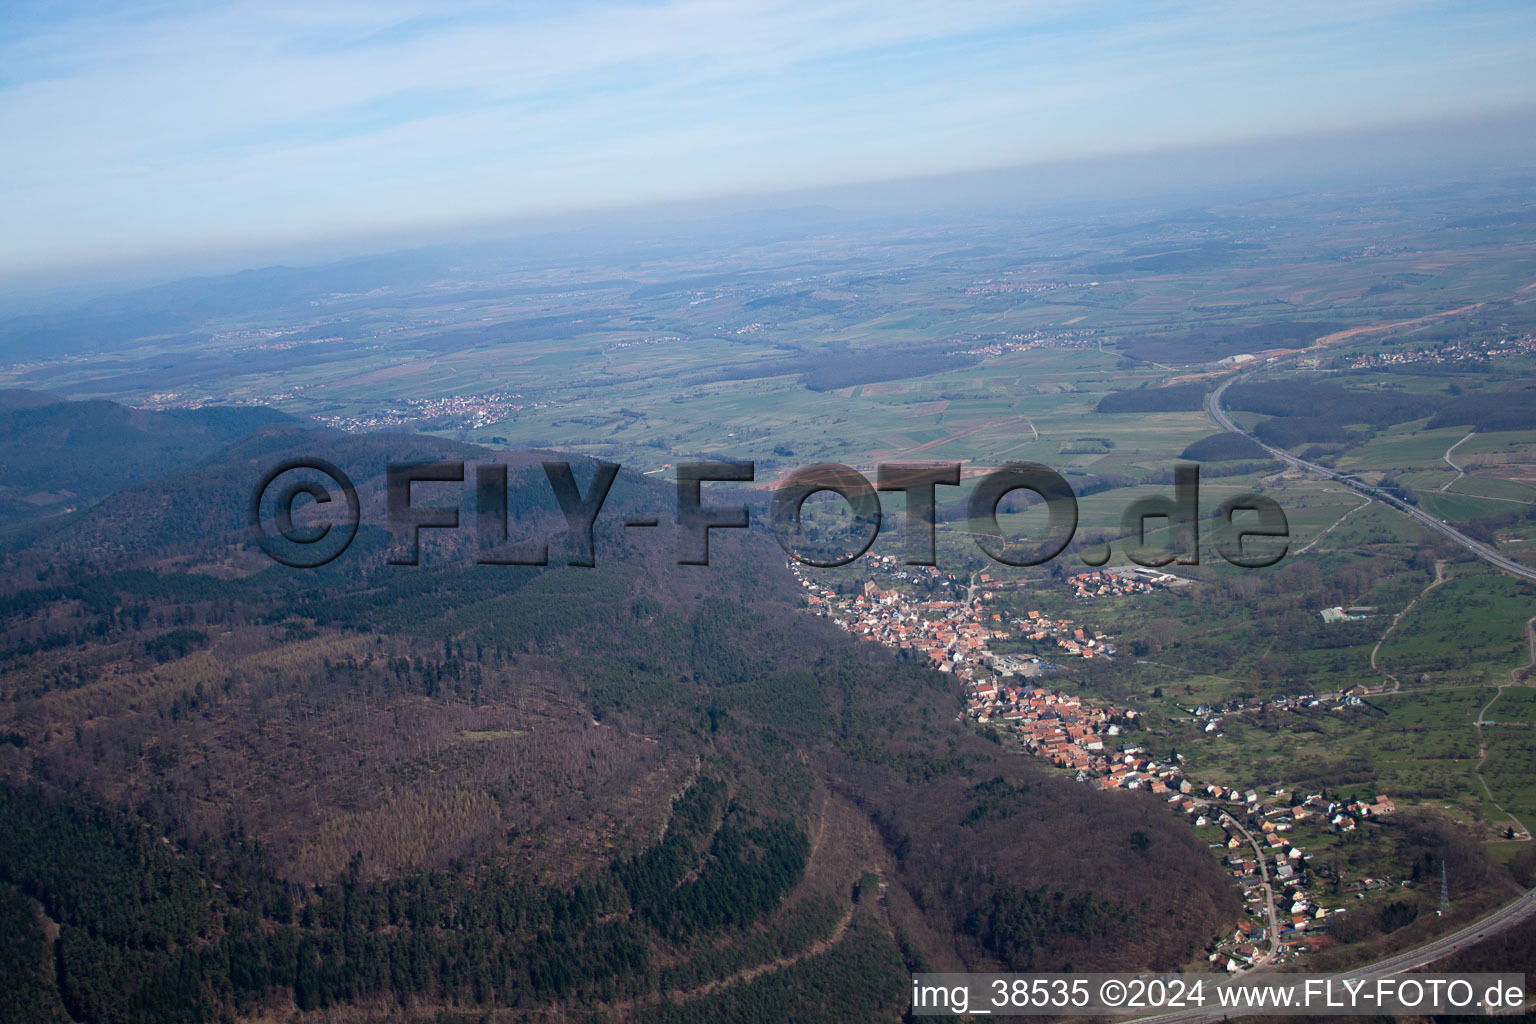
[961,281,1096,297]
[963,686,1404,962]
[1017,609,1116,660]
[793,558,1115,675]
[1066,567,1175,600]
[315,391,551,433]
[1210,871,1341,970]
[1197,784,1394,842]
[1235,796,1394,954]
[802,577,1008,669]
[1210,918,1272,971]
[1203,790,1387,967]
[1344,331,1536,369]
[1306,792,1397,832]
[967,681,1129,775]
[948,325,1102,355]
[1184,688,1376,736]
[610,334,682,348]
[402,391,531,428]
[136,387,305,411]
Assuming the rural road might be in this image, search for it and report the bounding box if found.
[1217,810,1281,970]
[1207,370,1536,584]
[1442,431,1474,490]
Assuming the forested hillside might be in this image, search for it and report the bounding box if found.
[0,412,1241,1021]
[0,392,294,530]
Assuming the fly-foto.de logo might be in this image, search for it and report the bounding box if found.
[249,459,1288,570]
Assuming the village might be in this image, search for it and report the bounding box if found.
[795,556,1119,669]
[1067,566,1180,599]
[314,391,552,433]
[792,555,1404,971]
[948,326,1103,357]
[793,556,1175,787]
[1343,331,1536,369]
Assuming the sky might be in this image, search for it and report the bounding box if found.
[3,0,1536,282]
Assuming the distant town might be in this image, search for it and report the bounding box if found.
[1343,331,1536,369]
[315,391,552,433]
[949,327,1104,357]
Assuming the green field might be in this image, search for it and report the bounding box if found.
[1377,569,1536,685]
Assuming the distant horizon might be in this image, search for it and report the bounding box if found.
[5,104,1536,305]
[5,0,1536,289]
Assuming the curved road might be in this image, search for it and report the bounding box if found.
[1217,810,1281,970]
[1208,369,1536,583]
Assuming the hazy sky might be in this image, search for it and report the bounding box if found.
[3,0,1535,279]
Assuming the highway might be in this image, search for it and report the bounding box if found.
[1207,369,1536,584]
[1118,884,1536,1019]
[1121,885,1536,1024]
[1108,364,1536,1023]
